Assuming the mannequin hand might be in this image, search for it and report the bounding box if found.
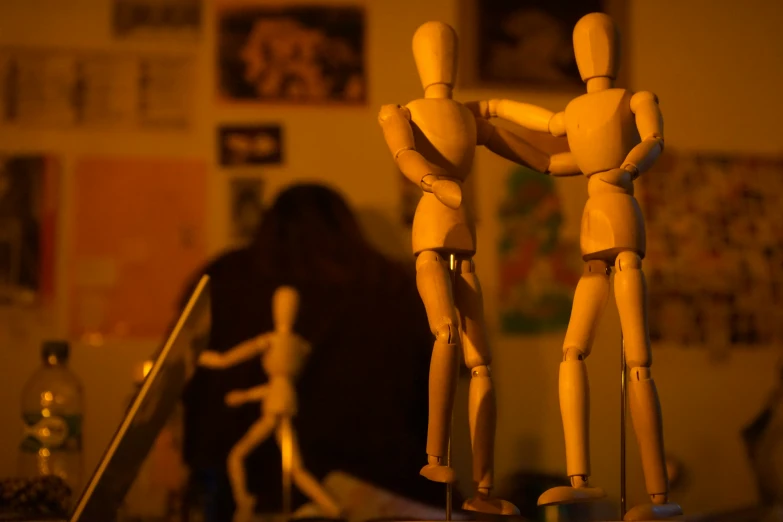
[432,179,462,209]
[225,390,247,407]
[601,168,634,192]
[198,351,223,368]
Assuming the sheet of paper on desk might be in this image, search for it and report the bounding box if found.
[68,157,207,342]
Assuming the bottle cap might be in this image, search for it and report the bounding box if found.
[41,340,69,364]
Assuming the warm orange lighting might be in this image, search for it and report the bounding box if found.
[142,361,153,378]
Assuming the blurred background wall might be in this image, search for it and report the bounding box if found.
[0,0,781,517]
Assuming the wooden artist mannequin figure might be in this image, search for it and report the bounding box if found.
[199,286,341,521]
[378,21,551,516]
[468,13,682,521]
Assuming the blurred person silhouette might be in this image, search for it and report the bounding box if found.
[179,183,447,520]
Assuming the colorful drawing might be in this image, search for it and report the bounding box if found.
[498,166,581,334]
[639,151,783,347]
[69,157,207,341]
[0,154,59,305]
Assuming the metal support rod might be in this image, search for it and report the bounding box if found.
[446,254,459,522]
[281,417,293,519]
[620,333,627,519]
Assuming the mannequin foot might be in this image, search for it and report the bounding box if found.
[537,476,606,506]
[623,500,682,521]
[420,455,457,483]
[419,463,457,483]
[232,495,256,522]
[462,489,519,515]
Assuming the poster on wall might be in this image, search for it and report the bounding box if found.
[639,151,783,347]
[229,177,264,242]
[497,166,582,334]
[0,155,59,306]
[113,0,202,40]
[218,124,282,166]
[0,47,194,129]
[216,3,366,104]
[466,0,606,89]
[69,157,207,342]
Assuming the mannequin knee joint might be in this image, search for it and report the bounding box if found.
[470,364,491,378]
[563,346,589,361]
[628,366,652,381]
[416,250,444,269]
[433,321,458,344]
[615,251,641,272]
[585,259,610,275]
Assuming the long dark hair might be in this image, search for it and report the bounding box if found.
[249,183,403,287]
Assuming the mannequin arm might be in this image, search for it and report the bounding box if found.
[198,335,270,369]
[226,385,269,406]
[475,118,550,172]
[621,91,664,179]
[475,118,580,176]
[466,99,566,136]
[548,152,583,176]
[378,103,462,209]
[378,104,446,188]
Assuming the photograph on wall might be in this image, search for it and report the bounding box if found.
[230,177,264,242]
[0,155,59,306]
[497,166,582,334]
[218,124,282,166]
[469,0,604,89]
[216,3,366,104]
[69,157,207,342]
[398,171,478,227]
[639,151,783,347]
[113,0,202,40]
[0,47,194,129]
[138,55,195,128]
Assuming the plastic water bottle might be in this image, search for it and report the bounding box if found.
[18,340,84,498]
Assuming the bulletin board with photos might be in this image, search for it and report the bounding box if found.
[638,150,783,348]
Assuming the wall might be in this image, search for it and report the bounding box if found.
[0,0,781,517]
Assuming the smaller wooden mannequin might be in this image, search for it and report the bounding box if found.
[199,286,342,522]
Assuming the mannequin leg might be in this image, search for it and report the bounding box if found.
[454,258,518,515]
[538,259,610,506]
[614,251,682,521]
[416,250,460,484]
[275,421,342,518]
[227,414,277,517]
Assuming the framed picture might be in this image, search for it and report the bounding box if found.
[230,177,265,241]
[216,3,366,105]
[218,124,283,166]
[112,0,202,40]
[0,154,59,305]
[458,0,628,89]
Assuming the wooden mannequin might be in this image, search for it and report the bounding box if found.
[378,20,551,516]
[467,12,682,521]
[199,286,342,522]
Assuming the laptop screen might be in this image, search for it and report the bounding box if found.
[69,276,211,522]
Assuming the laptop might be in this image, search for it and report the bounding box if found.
[11,275,211,522]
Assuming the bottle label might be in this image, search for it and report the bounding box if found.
[20,413,82,452]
